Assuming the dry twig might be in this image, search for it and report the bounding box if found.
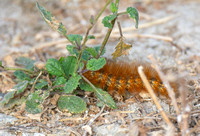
[179,79,190,135]
[82,105,105,136]
[138,66,175,129]
[148,55,180,115]
[30,71,42,93]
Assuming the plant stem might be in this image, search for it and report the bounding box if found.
[74,0,112,74]
[115,0,120,7]
[82,0,112,47]
[96,0,120,58]
[64,34,74,45]
[117,21,123,37]
[3,67,34,74]
[96,18,117,59]
[81,74,99,93]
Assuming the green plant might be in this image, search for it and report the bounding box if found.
[0,1,139,114]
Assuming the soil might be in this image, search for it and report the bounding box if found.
[0,0,200,135]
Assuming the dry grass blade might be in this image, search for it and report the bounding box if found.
[113,14,179,33]
[148,55,180,115]
[179,79,190,135]
[111,33,173,42]
[31,39,69,52]
[138,66,175,129]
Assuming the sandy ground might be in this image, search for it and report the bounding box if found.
[0,0,200,135]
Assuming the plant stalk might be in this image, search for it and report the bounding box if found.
[81,74,99,93]
[3,67,34,74]
[96,0,120,58]
[117,21,123,37]
[96,18,117,59]
[74,0,112,74]
[82,0,112,46]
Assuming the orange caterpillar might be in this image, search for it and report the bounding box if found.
[83,59,178,98]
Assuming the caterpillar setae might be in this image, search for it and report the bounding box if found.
[83,59,178,99]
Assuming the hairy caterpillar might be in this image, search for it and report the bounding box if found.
[83,59,178,98]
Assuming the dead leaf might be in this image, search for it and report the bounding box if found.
[27,113,42,121]
[112,37,132,59]
[50,93,60,106]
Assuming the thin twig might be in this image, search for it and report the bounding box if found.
[82,105,105,136]
[30,71,43,93]
[138,66,175,128]
[179,78,190,136]
[117,21,123,37]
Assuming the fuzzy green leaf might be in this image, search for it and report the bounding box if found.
[66,45,77,56]
[4,97,26,110]
[0,91,15,106]
[54,77,66,85]
[126,7,139,29]
[58,95,86,113]
[58,23,67,36]
[14,80,29,94]
[60,56,77,77]
[66,45,90,61]
[81,50,91,61]
[79,80,94,92]
[0,81,29,106]
[85,47,98,58]
[94,88,117,109]
[67,34,83,45]
[14,70,31,81]
[36,2,67,37]
[15,57,35,70]
[53,77,66,89]
[25,91,43,114]
[64,74,81,93]
[25,90,49,114]
[79,62,84,71]
[35,80,48,90]
[0,60,2,67]
[110,2,117,13]
[96,101,105,108]
[86,58,106,71]
[46,58,65,77]
[102,14,117,28]
[87,35,95,40]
